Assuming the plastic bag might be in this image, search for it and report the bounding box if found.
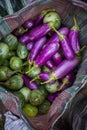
[0,0,87,130]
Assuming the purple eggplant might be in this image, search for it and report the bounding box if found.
[47,92,60,102]
[69,17,80,54]
[22,75,38,90]
[45,59,55,69]
[53,29,75,60]
[35,42,60,67]
[29,36,47,63]
[26,42,59,75]
[52,52,63,65]
[39,72,50,81]
[29,11,61,41]
[30,72,50,83]
[35,8,55,26]
[47,27,69,45]
[22,19,34,29]
[41,57,79,84]
[28,23,51,41]
[57,72,74,91]
[26,41,34,51]
[19,33,30,44]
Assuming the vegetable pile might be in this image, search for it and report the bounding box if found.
[0,8,83,118]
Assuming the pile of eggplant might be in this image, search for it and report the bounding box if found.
[0,9,82,117]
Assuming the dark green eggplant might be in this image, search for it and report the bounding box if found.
[38,100,51,114]
[17,43,28,59]
[0,66,18,81]
[0,74,24,90]
[10,56,23,70]
[0,42,9,65]
[4,34,18,50]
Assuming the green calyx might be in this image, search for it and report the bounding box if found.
[52,26,65,40]
[41,72,56,85]
[25,62,38,74]
[71,17,79,31]
[41,8,55,16]
[57,78,68,91]
[18,27,28,34]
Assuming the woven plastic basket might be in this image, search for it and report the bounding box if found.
[0,0,87,130]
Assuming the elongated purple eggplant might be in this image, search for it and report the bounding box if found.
[29,36,47,63]
[69,17,80,54]
[35,42,59,67]
[26,42,59,74]
[52,52,63,65]
[22,75,38,90]
[53,28,75,60]
[45,59,55,69]
[30,72,50,83]
[29,11,61,41]
[57,72,74,91]
[41,57,79,84]
[23,19,34,29]
[47,27,69,45]
[35,8,55,26]
[26,41,34,51]
[19,33,30,44]
[28,23,51,41]
[39,72,50,81]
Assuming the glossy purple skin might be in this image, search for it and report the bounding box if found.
[47,27,69,45]
[19,33,30,44]
[26,42,34,51]
[34,14,43,26]
[59,27,69,35]
[69,29,80,54]
[52,52,63,65]
[39,72,50,81]
[60,37,75,60]
[29,36,47,62]
[45,59,55,69]
[23,19,34,29]
[28,23,50,41]
[22,75,38,90]
[47,92,60,102]
[35,42,60,67]
[53,57,79,79]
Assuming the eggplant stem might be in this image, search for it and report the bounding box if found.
[52,26,64,40]
[30,76,39,83]
[79,45,87,53]
[72,16,79,31]
[41,73,56,84]
[21,61,29,67]
[25,64,37,74]
[41,79,52,84]
[28,60,33,70]
[57,78,68,91]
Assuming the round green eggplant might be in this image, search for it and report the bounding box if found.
[0,42,9,65]
[0,74,23,90]
[4,34,18,50]
[17,43,28,59]
[10,56,23,70]
[38,100,51,114]
[45,81,59,93]
[29,90,45,106]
